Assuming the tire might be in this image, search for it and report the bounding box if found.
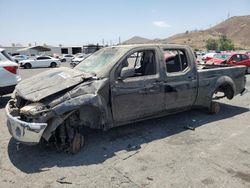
[209,102,220,114]
[24,63,31,69]
[61,58,66,63]
[69,132,85,154]
[50,62,57,68]
[247,67,250,74]
[71,63,76,67]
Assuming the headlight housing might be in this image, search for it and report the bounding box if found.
[20,103,46,116]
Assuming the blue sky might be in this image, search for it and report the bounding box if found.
[0,0,249,46]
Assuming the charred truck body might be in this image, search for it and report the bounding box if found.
[6,44,246,153]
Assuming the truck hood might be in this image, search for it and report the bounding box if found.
[16,67,93,102]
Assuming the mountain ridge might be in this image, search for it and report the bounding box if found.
[123,15,250,49]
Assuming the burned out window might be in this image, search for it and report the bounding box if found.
[119,50,156,79]
[163,49,188,73]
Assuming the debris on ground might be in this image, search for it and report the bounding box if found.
[147,176,154,181]
[184,125,195,131]
[56,177,72,184]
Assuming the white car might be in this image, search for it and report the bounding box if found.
[19,56,61,69]
[70,54,90,67]
[0,49,21,95]
[60,54,74,63]
[202,52,217,61]
[12,54,29,63]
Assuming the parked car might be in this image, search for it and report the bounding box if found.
[70,54,90,67]
[60,54,74,63]
[202,52,217,62]
[6,44,246,153]
[19,56,61,69]
[12,54,29,63]
[205,53,232,64]
[206,53,250,73]
[0,49,21,95]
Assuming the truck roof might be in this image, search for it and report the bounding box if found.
[111,43,190,49]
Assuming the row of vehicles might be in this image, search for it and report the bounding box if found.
[12,53,89,69]
[201,52,250,73]
[0,51,91,96]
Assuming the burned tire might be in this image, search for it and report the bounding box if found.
[50,62,57,68]
[209,102,220,114]
[70,132,85,154]
[24,63,32,69]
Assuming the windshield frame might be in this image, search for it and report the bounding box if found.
[74,46,129,77]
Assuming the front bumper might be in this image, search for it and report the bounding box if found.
[5,102,47,144]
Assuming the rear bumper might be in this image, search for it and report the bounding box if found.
[0,85,16,95]
[5,101,47,144]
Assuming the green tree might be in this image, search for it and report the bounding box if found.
[206,39,218,51]
[218,35,234,51]
[206,35,235,51]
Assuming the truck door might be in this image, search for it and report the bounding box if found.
[163,48,198,111]
[110,48,165,123]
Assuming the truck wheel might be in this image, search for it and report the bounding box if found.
[70,132,85,154]
[209,102,220,114]
[247,67,250,74]
[24,63,32,69]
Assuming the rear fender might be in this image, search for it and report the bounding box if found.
[213,76,236,99]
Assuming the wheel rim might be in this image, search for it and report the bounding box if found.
[70,133,84,154]
[247,67,250,74]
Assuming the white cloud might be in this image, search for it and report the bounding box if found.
[153,21,171,28]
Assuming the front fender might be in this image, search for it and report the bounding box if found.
[52,94,112,127]
[42,94,112,141]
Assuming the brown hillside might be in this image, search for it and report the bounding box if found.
[123,36,151,44]
[165,15,250,50]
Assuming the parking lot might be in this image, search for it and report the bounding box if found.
[0,65,250,187]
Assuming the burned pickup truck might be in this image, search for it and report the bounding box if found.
[6,44,246,153]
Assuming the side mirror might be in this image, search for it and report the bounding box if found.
[119,67,135,80]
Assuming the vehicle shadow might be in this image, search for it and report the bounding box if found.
[7,103,249,173]
[0,95,11,109]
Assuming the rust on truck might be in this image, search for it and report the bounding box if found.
[6,44,246,153]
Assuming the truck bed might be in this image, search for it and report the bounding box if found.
[194,64,246,108]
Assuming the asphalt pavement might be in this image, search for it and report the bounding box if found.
[0,65,250,187]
